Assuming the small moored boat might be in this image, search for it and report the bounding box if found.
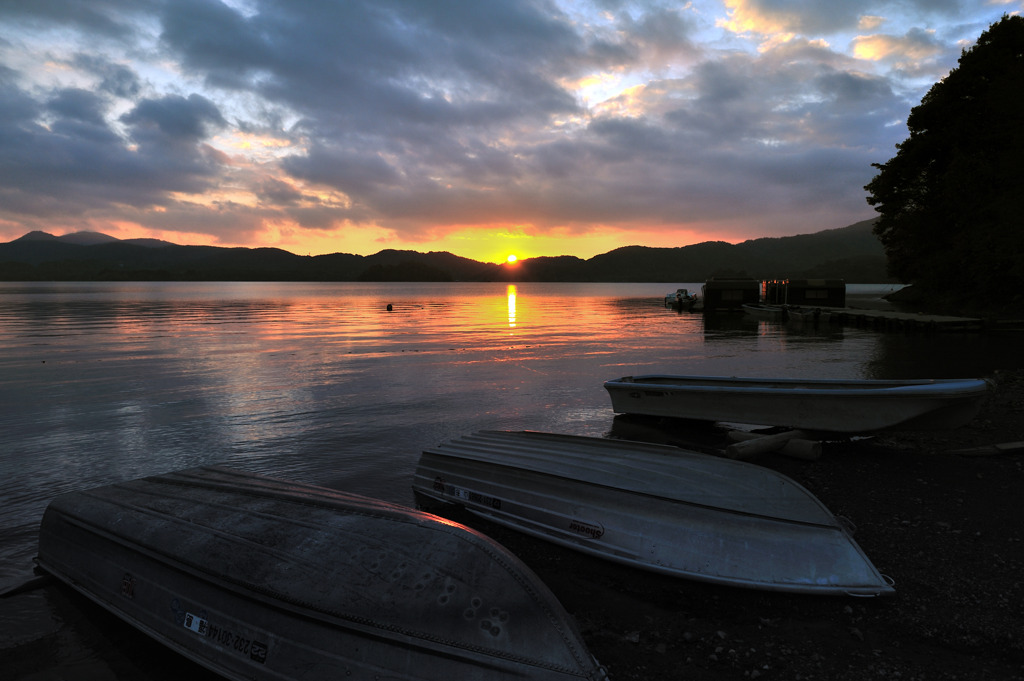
[604,374,991,434]
[37,466,606,681]
[664,288,697,310]
[413,431,894,596]
[785,306,830,326]
[741,303,787,321]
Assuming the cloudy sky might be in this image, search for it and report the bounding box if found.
[1,1,1019,262]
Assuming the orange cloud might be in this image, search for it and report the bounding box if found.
[858,15,886,31]
[851,30,941,62]
[209,131,298,166]
[718,0,792,36]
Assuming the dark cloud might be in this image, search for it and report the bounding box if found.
[0,0,161,40]
[159,0,271,89]
[814,70,893,105]
[612,5,701,65]
[71,54,143,98]
[0,80,227,226]
[0,70,40,122]
[47,88,108,126]
[121,94,227,143]
[256,177,305,206]
[160,0,582,125]
[282,145,403,198]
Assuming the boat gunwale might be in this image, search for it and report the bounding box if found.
[605,375,991,398]
[414,487,890,596]
[419,446,840,531]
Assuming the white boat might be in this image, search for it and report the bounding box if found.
[741,303,787,321]
[37,466,606,681]
[664,288,697,310]
[785,306,830,326]
[604,374,991,434]
[413,430,894,597]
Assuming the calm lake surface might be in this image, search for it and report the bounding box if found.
[1,280,1020,595]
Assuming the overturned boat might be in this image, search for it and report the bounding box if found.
[413,431,893,597]
[37,466,606,681]
[604,374,991,434]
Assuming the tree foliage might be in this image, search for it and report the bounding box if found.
[865,15,1024,306]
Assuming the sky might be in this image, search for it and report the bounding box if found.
[1,1,1020,263]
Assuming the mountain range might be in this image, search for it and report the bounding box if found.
[0,219,895,283]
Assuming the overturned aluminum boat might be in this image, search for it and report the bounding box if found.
[413,431,893,597]
[604,374,991,434]
[37,466,606,681]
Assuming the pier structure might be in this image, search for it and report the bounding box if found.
[814,307,984,332]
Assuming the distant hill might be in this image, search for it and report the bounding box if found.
[564,220,885,281]
[0,219,896,283]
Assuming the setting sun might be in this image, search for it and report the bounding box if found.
[506,254,518,263]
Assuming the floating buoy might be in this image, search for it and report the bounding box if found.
[386,303,393,311]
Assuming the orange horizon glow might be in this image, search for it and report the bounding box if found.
[9,218,800,264]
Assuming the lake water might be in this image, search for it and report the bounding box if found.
[1,280,1020,596]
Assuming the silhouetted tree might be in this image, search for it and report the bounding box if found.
[865,15,1024,306]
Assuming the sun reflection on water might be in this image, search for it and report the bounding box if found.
[507,284,517,328]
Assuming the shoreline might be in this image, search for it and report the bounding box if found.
[3,371,1023,680]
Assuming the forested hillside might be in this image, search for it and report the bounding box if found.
[1,219,893,282]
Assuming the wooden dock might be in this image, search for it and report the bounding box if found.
[820,307,984,332]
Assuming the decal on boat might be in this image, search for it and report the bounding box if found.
[568,519,605,540]
[448,484,502,510]
[206,622,269,664]
[120,573,136,599]
[184,611,209,635]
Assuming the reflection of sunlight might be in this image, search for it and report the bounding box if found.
[507,284,517,328]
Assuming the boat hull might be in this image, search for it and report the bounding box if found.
[37,466,605,681]
[786,307,829,326]
[741,303,787,321]
[413,431,893,596]
[604,375,991,433]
